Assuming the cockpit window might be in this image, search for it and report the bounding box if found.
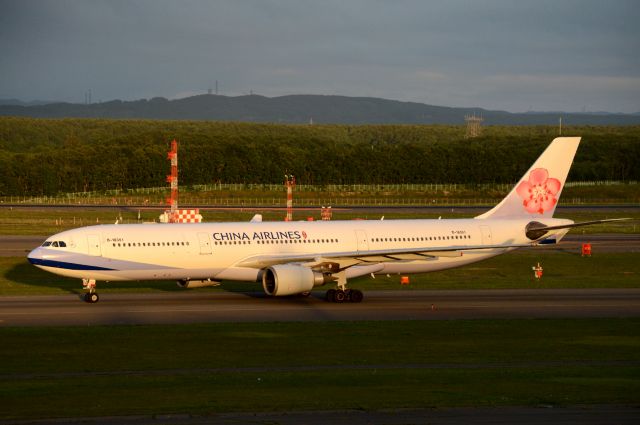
[42,241,67,248]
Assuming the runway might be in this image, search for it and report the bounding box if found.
[1,288,639,327]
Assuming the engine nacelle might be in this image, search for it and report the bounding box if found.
[262,264,327,296]
[177,279,221,289]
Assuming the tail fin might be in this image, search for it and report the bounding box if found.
[476,137,581,219]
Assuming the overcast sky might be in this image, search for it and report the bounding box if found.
[1,0,638,112]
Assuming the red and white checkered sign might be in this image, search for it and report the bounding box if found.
[170,209,202,223]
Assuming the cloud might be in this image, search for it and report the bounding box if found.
[0,0,638,112]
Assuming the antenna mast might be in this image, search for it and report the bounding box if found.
[284,174,296,221]
[166,140,178,220]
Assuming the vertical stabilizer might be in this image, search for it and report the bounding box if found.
[476,137,581,219]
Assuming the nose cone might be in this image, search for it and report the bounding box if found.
[27,247,43,265]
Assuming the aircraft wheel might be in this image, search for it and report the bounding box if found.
[334,289,346,303]
[84,293,99,303]
[344,289,352,302]
[326,289,336,302]
[350,289,364,303]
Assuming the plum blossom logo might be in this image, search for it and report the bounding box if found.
[516,168,561,214]
[302,231,308,240]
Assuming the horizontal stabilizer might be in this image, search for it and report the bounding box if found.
[526,218,631,240]
[535,218,631,232]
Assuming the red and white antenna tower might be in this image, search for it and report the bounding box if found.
[166,140,179,222]
[284,174,295,221]
[160,140,201,224]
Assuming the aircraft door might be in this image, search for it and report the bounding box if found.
[87,234,102,256]
[197,232,212,255]
[355,229,369,253]
[480,225,492,245]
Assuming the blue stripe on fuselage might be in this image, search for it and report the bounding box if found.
[28,257,116,271]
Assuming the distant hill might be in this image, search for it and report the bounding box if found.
[1,94,639,125]
[0,98,55,107]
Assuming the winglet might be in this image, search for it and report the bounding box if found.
[476,137,581,219]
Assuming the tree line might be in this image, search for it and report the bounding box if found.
[0,117,638,196]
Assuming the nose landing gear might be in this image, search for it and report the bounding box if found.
[82,279,99,303]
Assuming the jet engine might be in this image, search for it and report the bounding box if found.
[177,279,221,289]
[262,264,329,296]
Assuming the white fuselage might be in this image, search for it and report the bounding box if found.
[27,217,571,283]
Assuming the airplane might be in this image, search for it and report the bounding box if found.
[27,137,626,303]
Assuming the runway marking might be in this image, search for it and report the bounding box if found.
[3,360,639,381]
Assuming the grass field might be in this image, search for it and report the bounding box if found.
[0,319,638,419]
[1,250,638,297]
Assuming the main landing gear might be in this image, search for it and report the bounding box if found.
[325,288,364,303]
[82,278,99,303]
[322,270,363,303]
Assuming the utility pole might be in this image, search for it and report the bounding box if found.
[559,117,562,135]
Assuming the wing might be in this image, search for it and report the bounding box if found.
[235,242,533,270]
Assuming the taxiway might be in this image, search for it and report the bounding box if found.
[1,288,639,327]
